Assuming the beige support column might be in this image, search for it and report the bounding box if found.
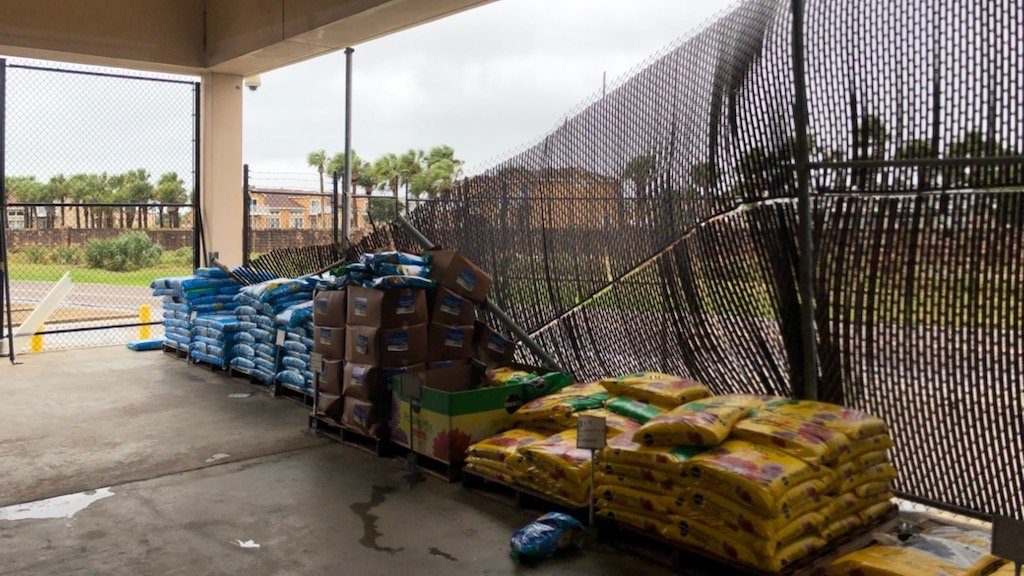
[200,73,244,266]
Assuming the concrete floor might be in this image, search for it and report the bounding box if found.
[0,348,672,575]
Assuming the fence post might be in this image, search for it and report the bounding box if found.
[791,0,818,400]
[192,81,204,269]
[331,171,339,246]
[0,58,13,363]
[342,47,354,243]
[242,163,251,266]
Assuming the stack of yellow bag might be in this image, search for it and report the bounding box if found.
[510,381,610,433]
[600,372,710,408]
[758,400,897,539]
[464,428,548,484]
[514,428,620,507]
[595,432,701,537]
[826,525,1009,576]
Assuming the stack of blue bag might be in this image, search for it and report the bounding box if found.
[229,278,317,384]
[190,314,245,368]
[150,267,241,351]
[331,251,436,289]
[274,301,315,394]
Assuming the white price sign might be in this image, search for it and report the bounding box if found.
[576,415,607,450]
[310,352,324,375]
[275,331,285,346]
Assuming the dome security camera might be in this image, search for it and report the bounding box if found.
[244,75,262,91]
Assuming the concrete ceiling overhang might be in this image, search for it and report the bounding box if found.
[0,0,491,76]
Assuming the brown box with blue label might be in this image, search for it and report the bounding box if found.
[320,359,345,395]
[313,288,346,328]
[347,286,427,328]
[472,321,517,367]
[342,397,381,437]
[427,323,475,362]
[428,250,492,303]
[345,323,428,367]
[428,286,476,325]
[316,392,344,425]
[343,362,425,402]
[314,325,346,360]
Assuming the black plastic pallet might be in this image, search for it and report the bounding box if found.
[162,342,187,359]
[308,415,390,457]
[272,381,314,406]
[387,443,462,482]
[461,470,589,518]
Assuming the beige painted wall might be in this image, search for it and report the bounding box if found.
[0,0,204,70]
[200,73,245,266]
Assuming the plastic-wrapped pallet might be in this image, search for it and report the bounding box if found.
[150,267,240,352]
[228,278,315,384]
[274,301,315,394]
[189,313,244,368]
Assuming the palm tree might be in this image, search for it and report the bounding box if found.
[307,149,327,195]
[154,172,187,228]
[114,169,153,228]
[372,153,402,194]
[46,174,69,228]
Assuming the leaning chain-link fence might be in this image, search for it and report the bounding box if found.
[353,0,1024,520]
[1,59,198,353]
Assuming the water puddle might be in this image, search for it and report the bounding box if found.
[351,485,402,554]
[0,488,114,521]
[428,547,458,562]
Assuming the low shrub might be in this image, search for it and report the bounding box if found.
[21,246,50,264]
[84,232,163,272]
[52,245,81,265]
[162,246,194,267]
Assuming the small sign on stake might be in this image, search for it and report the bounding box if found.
[310,352,324,375]
[577,415,606,529]
[275,330,285,346]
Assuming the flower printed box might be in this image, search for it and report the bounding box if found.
[390,378,526,465]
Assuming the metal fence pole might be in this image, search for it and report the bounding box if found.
[0,58,15,363]
[192,81,204,269]
[342,47,354,243]
[242,163,251,266]
[331,171,339,246]
[791,0,818,400]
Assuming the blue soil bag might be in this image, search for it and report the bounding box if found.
[126,339,164,351]
[509,513,584,563]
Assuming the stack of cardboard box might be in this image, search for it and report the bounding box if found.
[312,288,347,424]
[342,286,429,436]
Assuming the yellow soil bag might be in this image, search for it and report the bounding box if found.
[665,489,825,541]
[856,499,895,524]
[677,479,828,525]
[596,484,670,515]
[856,448,890,469]
[599,372,710,407]
[837,463,897,494]
[464,460,518,485]
[558,408,641,436]
[849,433,894,459]
[602,432,704,475]
[515,466,589,506]
[597,470,683,495]
[467,429,547,463]
[634,394,777,447]
[519,430,593,484]
[826,526,1001,576]
[821,514,863,542]
[596,506,667,536]
[663,515,824,573]
[731,413,853,465]
[510,382,610,425]
[683,440,830,517]
[763,399,888,440]
[600,462,677,485]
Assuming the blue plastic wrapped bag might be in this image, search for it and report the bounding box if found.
[509,513,584,563]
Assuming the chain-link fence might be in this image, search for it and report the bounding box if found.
[350,0,1024,520]
[0,58,199,356]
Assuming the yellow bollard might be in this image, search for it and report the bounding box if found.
[30,334,43,353]
[139,305,152,340]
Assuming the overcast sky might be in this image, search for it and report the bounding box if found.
[244,0,734,188]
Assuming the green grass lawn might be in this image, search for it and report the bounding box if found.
[6,251,192,287]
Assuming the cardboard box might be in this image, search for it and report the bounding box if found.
[472,321,517,367]
[316,392,344,425]
[320,359,344,395]
[428,359,469,370]
[343,397,381,437]
[428,250,492,303]
[314,326,346,359]
[347,286,428,328]
[427,323,475,362]
[345,323,428,367]
[428,286,476,325]
[390,379,527,464]
[313,289,346,328]
[343,363,426,401]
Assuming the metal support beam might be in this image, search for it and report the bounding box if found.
[331,171,340,246]
[342,47,354,243]
[791,0,818,399]
[395,213,565,373]
[0,58,14,363]
[242,163,251,266]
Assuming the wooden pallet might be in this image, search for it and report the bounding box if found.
[228,366,275,388]
[596,508,899,576]
[162,342,187,359]
[309,415,391,457]
[189,357,228,372]
[461,469,589,518]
